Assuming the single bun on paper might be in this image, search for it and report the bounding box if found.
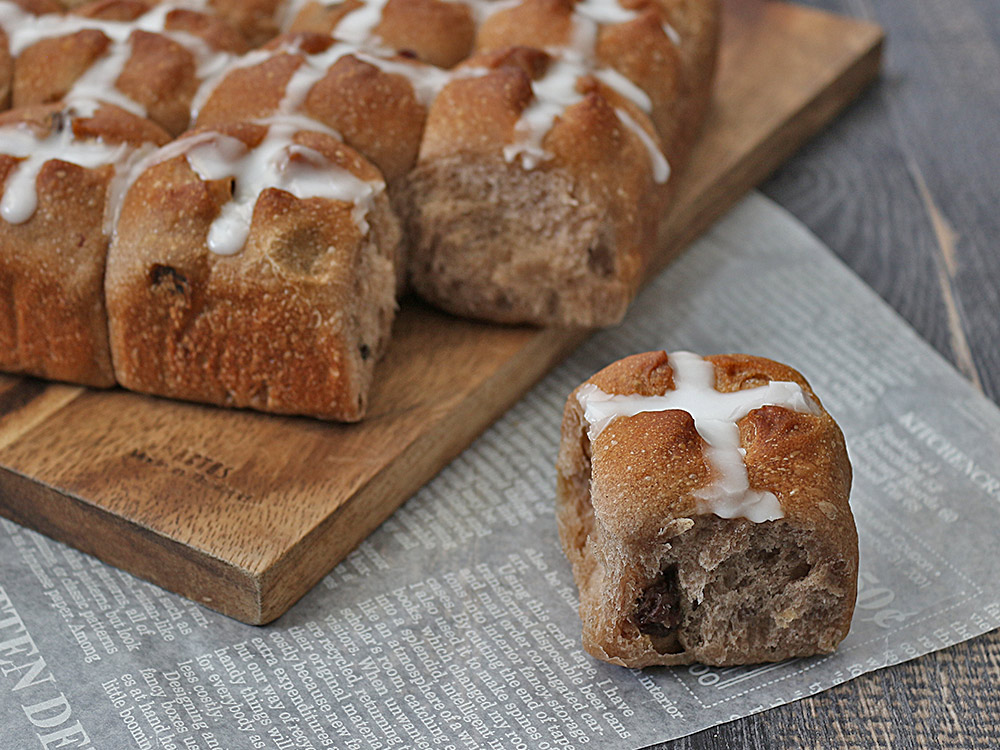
[556,351,857,667]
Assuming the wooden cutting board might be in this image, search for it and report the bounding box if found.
[0,0,883,625]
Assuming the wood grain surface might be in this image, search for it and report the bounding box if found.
[0,0,884,626]
[655,0,1000,748]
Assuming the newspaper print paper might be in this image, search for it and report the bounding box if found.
[1,193,999,749]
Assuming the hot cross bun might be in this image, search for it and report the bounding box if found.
[105,116,400,420]
[556,351,858,666]
[0,101,169,385]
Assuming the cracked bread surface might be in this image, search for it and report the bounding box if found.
[556,351,857,667]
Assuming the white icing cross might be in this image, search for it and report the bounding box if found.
[193,34,451,126]
[273,0,672,181]
[577,351,821,523]
[502,50,669,182]
[0,110,157,230]
[1,2,237,120]
[160,115,383,255]
[502,54,589,169]
[277,39,451,112]
[494,0,670,181]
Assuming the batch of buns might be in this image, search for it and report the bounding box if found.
[2,1,863,670]
[0,0,719,421]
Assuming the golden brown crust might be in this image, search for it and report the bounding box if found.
[194,46,299,124]
[285,0,356,38]
[204,0,283,47]
[13,28,108,109]
[287,0,475,68]
[0,103,170,387]
[405,0,719,326]
[158,6,249,52]
[556,352,858,667]
[417,49,539,159]
[475,0,577,53]
[73,0,150,21]
[196,32,429,185]
[12,2,248,135]
[80,0,280,45]
[8,0,63,12]
[1,1,64,112]
[375,0,474,69]
[303,52,428,185]
[105,121,400,421]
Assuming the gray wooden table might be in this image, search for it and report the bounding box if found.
[655,1,1000,747]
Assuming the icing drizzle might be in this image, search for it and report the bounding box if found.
[276,38,451,112]
[497,0,671,181]
[193,34,451,123]
[576,352,821,523]
[275,0,673,181]
[158,116,383,256]
[1,2,236,119]
[0,108,157,231]
[502,49,669,182]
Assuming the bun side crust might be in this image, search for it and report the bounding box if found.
[404,46,673,326]
[0,103,170,386]
[556,352,858,667]
[105,121,400,421]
